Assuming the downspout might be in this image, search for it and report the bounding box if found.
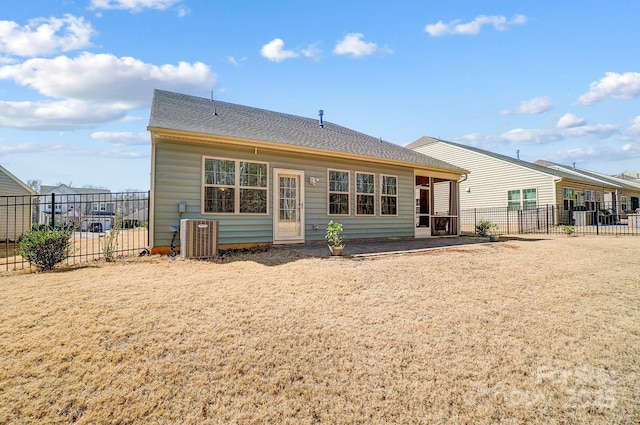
[457,173,468,235]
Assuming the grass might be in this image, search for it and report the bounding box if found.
[1,235,639,424]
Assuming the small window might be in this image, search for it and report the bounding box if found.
[563,188,575,211]
[203,157,268,214]
[523,188,537,210]
[507,190,521,211]
[380,175,398,216]
[356,172,375,215]
[328,170,350,215]
[621,195,628,211]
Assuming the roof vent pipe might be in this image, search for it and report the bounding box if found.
[573,162,576,170]
[516,149,520,160]
[318,110,324,128]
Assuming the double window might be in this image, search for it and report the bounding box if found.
[203,157,268,214]
[508,188,537,211]
[328,170,350,215]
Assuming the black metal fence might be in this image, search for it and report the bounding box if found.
[1,191,149,271]
[461,205,640,236]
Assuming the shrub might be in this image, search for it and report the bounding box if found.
[476,220,496,237]
[561,225,575,235]
[325,220,344,247]
[19,227,73,271]
[102,215,121,262]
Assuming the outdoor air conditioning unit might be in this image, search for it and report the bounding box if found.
[180,219,219,259]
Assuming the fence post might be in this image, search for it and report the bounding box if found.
[50,193,56,229]
[147,190,151,247]
[546,205,549,234]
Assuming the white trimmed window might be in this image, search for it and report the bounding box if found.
[523,188,537,210]
[380,175,398,216]
[328,169,350,215]
[356,172,375,216]
[203,157,268,214]
[507,190,521,211]
[508,188,537,211]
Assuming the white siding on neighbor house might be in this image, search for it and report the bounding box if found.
[412,143,558,210]
[1,169,33,241]
[152,138,449,248]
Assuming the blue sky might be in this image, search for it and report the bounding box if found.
[1,0,639,191]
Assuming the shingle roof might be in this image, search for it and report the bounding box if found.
[148,90,466,173]
[407,136,616,187]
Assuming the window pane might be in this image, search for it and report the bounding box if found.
[240,189,267,213]
[357,194,374,215]
[522,188,537,210]
[205,159,235,185]
[240,162,267,187]
[356,173,374,194]
[381,196,397,215]
[508,190,521,201]
[381,176,397,195]
[329,171,349,192]
[204,187,235,213]
[329,193,349,215]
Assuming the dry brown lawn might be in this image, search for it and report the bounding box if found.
[1,235,638,424]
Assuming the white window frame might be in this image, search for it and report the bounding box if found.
[380,174,398,216]
[202,156,269,215]
[327,169,350,216]
[355,171,375,216]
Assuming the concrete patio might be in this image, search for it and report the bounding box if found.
[273,236,499,258]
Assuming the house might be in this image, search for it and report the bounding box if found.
[38,184,115,230]
[147,90,467,253]
[0,165,36,241]
[407,136,633,227]
[535,160,640,216]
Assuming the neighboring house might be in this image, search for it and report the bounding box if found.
[407,137,631,226]
[535,160,640,215]
[147,90,467,253]
[0,165,36,241]
[38,184,115,230]
[614,170,640,182]
[123,207,148,228]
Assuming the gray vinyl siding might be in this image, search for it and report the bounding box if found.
[412,143,558,209]
[1,170,33,241]
[153,139,418,247]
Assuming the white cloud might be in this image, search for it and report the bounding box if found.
[577,72,640,105]
[334,33,389,57]
[92,131,149,145]
[457,123,618,145]
[227,56,247,66]
[0,15,95,57]
[301,43,322,60]
[260,38,299,62]
[500,96,553,115]
[0,53,216,129]
[557,113,586,129]
[0,52,215,106]
[89,0,183,12]
[627,116,640,137]
[0,99,130,130]
[0,142,64,155]
[621,143,640,155]
[425,14,527,36]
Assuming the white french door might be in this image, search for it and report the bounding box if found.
[273,169,305,244]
